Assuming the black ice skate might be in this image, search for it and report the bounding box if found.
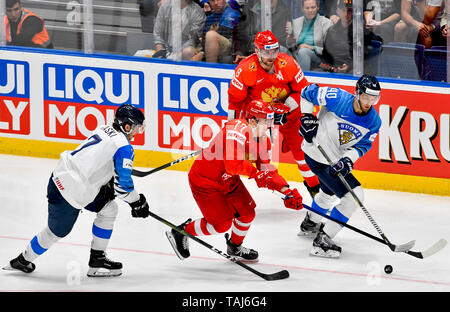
[3,254,36,273]
[303,181,320,199]
[298,212,322,237]
[166,219,191,260]
[225,233,259,263]
[310,225,342,258]
[87,249,122,277]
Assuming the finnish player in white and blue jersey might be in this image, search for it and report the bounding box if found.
[5,104,150,277]
[298,75,382,258]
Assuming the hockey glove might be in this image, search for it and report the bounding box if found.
[273,102,290,126]
[130,194,150,218]
[253,169,275,189]
[299,113,319,143]
[329,157,353,177]
[282,188,303,210]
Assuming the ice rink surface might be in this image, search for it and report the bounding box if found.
[1,154,449,294]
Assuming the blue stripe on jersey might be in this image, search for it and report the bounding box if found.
[113,144,135,193]
[92,224,113,239]
[30,236,47,255]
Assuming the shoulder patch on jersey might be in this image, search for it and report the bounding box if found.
[122,158,133,170]
[226,129,247,145]
[338,123,363,145]
[317,87,328,106]
[231,77,244,90]
[369,132,378,142]
[249,62,257,72]
[294,69,304,83]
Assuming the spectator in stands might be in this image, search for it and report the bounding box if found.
[320,0,379,74]
[287,0,332,71]
[152,0,205,60]
[233,0,292,64]
[189,0,242,63]
[394,0,427,43]
[4,0,53,48]
[320,0,339,23]
[363,0,402,44]
[138,0,160,33]
[419,0,446,48]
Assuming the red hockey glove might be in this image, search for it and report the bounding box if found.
[252,169,275,189]
[282,188,303,210]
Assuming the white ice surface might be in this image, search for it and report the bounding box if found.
[1,154,449,292]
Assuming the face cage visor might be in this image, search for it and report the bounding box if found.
[257,45,280,59]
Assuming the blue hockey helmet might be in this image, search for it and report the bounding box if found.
[113,104,145,134]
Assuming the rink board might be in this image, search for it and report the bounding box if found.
[0,47,449,195]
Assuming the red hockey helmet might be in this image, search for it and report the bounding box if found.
[245,99,275,121]
[254,30,279,51]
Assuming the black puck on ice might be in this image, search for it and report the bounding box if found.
[384,265,393,274]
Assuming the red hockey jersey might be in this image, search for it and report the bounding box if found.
[228,52,309,119]
[189,118,276,192]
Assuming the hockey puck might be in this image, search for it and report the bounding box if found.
[384,265,393,274]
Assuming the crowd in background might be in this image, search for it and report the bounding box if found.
[4,0,448,81]
[137,0,447,75]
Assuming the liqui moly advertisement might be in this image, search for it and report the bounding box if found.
[0,60,30,135]
[43,64,145,145]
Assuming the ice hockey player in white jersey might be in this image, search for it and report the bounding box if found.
[5,104,150,277]
[298,75,382,258]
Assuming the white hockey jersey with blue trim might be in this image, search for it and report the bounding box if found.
[301,84,381,165]
[52,125,140,209]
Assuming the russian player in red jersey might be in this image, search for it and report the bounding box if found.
[227,30,321,236]
[166,100,303,262]
[227,30,320,202]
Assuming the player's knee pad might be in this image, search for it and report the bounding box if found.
[236,211,255,224]
[93,201,118,233]
[333,186,363,221]
[96,201,118,222]
[315,190,336,210]
[212,220,233,233]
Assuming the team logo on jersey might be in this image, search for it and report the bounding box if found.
[249,62,257,72]
[277,58,287,68]
[338,123,362,145]
[261,86,287,104]
[122,158,133,170]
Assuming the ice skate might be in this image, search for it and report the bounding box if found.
[225,233,259,263]
[310,225,341,258]
[3,254,35,273]
[87,249,122,277]
[166,219,191,260]
[298,212,322,237]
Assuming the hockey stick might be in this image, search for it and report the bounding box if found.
[132,149,202,177]
[313,143,415,253]
[147,210,289,281]
[275,191,446,259]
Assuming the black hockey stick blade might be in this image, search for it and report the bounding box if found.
[149,210,290,281]
[262,269,290,281]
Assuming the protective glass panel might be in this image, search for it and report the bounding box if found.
[2,0,82,51]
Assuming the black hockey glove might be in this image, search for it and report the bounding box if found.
[329,157,353,177]
[274,113,288,125]
[299,113,319,143]
[130,194,150,218]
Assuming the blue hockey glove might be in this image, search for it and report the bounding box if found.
[299,113,319,143]
[329,157,353,177]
